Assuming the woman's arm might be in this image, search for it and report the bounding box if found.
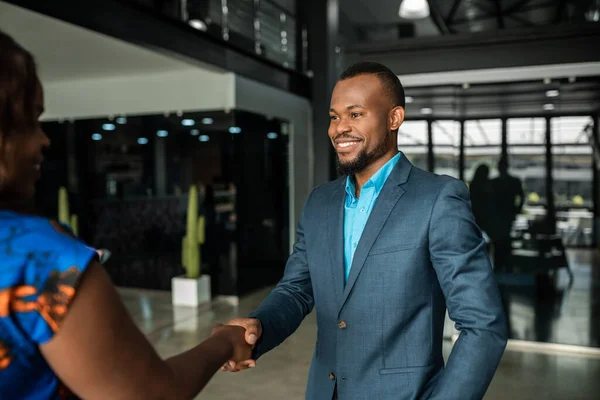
[40,261,250,399]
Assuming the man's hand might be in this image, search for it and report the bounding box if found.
[209,324,253,362]
[220,318,262,372]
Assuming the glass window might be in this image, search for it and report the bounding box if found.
[464,119,502,183]
[398,120,428,171]
[551,117,594,246]
[432,120,460,178]
[507,118,546,209]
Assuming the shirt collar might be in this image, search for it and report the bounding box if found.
[345,152,402,200]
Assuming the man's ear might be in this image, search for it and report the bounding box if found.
[390,106,405,132]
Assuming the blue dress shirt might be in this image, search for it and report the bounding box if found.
[343,153,401,283]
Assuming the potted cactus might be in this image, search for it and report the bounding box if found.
[58,186,78,236]
[171,185,211,307]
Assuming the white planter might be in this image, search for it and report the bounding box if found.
[171,274,211,307]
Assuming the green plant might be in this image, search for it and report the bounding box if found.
[181,185,205,279]
[58,186,78,236]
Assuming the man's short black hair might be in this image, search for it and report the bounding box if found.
[339,62,405,108]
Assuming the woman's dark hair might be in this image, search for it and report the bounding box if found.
[0,30,39,195]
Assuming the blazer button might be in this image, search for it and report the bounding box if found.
[329,372,336,381]
[338,320,347,329]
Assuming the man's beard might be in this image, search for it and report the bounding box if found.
[336,133,390,177]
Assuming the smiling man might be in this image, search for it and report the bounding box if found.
[222,62,507,400]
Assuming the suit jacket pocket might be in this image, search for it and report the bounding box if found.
[369,242,422,256]
[379,364,434,375]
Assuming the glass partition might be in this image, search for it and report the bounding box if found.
[432,120,460,178]
[464,119,502,183]
[398,120,428,171]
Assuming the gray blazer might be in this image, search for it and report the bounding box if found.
[250,154,507,399]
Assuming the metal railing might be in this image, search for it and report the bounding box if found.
[130,0,302,71]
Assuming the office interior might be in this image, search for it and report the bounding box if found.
[1,0,600,398]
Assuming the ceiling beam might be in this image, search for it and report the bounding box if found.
[507,14,536,27]
[492,0,504,29]
[345,24,600,77]
[427,0,452,34]
[446,0,463,25]
[555,0,568,24]
[504,0,535,15]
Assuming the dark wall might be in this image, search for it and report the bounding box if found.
[39,110,291,297]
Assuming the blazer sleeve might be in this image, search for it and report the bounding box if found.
[248,189,316,359]
[428,178,508,400]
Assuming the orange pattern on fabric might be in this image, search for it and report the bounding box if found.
[0,267,81,333]
[0,289,10,317]
[0,339,13,370]
[37,267,81,333]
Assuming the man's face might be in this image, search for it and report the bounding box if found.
[328,74,402,176]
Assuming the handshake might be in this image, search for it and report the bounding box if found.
[209,318,263,372]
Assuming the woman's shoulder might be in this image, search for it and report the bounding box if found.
[0,211,97,346]
[0,211,95,261]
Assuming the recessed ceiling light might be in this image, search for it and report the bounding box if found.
[157,130,169,137]
[546,90,559,97]
[199,135,210,142]
[543,103,555,111]
[91,133,102,141]
[229,126,241,134]
[543,78,552,84]
[462,83,470,89]
[420,107,433,115]
[202,118,214,125]
[190,129,200,136]
[405,96,414,103]
[102,123,116,131]
[138,137,149,145]
[189,19,207,31]
[181,119,195,126]
[267,132,278,139]
[116,117,127,124]
[399,0,430,19]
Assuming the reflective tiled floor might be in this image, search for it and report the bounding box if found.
[122,283,600,399]
[496,249,600,347]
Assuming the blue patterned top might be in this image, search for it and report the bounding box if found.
[0,211,96,399]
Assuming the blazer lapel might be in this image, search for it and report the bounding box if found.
[327,179,346,303]
[338,154,412,313]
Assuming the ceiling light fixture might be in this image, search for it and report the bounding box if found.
[543,104,555,111]
[420,107,433,115]
[182,119,195,126]
[546,89,559,97]
[399,0,430,19]
[405,96,414,103]
[189,19,207,31]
